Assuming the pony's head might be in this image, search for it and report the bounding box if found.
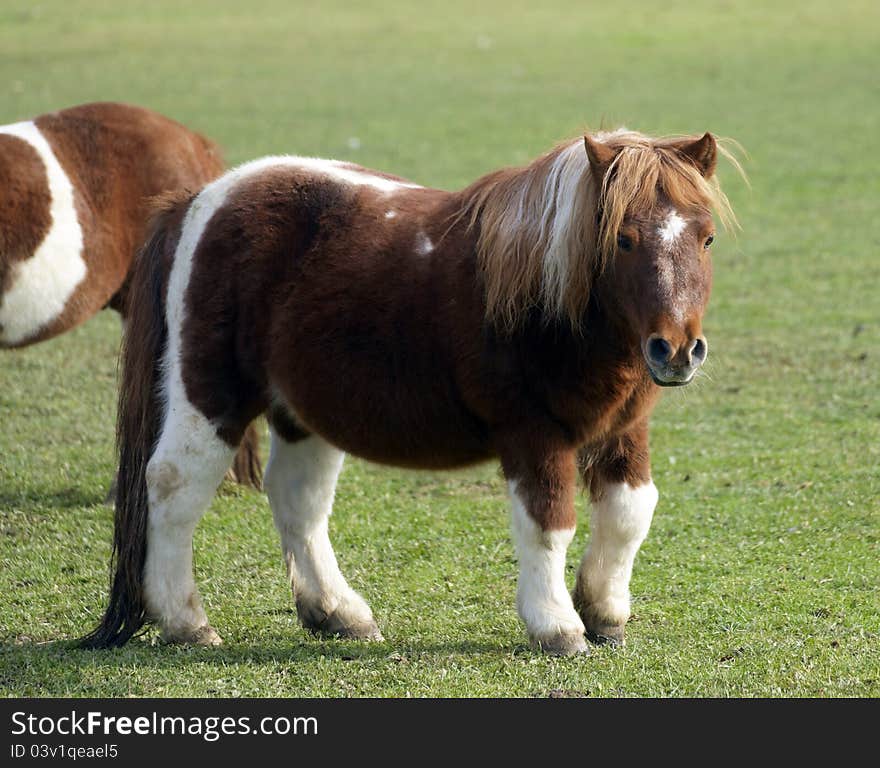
[471,128,739,386]
[587,129,738,385]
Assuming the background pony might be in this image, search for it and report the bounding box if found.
[83,129,736,654]
[0,102,261,488]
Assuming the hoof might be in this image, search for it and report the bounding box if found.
[585,620,626,647]
[530,632,590,657]
[297,601,383,641]
[577,606,626,646]
[163,624,223,647]
[573,587,626,647]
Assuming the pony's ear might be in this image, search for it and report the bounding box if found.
[678,132,717,178]
[583,135,616,176]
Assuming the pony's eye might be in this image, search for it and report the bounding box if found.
[617,233,633,252]
[704,234,715,249]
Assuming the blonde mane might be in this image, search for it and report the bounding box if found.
[464,129,741,333]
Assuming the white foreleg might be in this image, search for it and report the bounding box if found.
[509,481,587,655]
[574,480,658,644]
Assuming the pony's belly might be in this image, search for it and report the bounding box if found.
[283,381,492,470]
[337,427,493,470]
[335,440,491,470]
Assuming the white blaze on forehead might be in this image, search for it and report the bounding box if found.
[385,210,397,219]
[657,255,675,298]
[658,210,687,247]
[655,209,689,323]
[415,232,433,255]
[0,121,86,345]
[656,252,685,324]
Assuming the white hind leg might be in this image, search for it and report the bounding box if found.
[143,401,236,645]
[264,430,381,640]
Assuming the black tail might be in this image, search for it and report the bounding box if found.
[80,195,190,649]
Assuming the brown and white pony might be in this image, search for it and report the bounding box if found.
[0,102,261,488]
[82,129,737,654]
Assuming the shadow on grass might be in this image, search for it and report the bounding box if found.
[0,478,264,515]
[2,636,510,664]
[0,634,520,695]
[0,486,106,510]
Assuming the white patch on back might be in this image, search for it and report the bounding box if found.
[415,232,433,255]
[0,121,86,345]
[260,155,421,193]
[385,210,397,219]
[658,209,687,247]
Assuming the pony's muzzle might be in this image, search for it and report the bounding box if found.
[644,333,707,386]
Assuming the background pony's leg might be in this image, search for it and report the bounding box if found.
[143,399,236,645]
[264,430,382,641]
[502,441,588,655]
[574,422,657,646]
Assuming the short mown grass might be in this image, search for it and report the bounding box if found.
[0,0,877,697]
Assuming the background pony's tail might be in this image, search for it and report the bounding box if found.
[80,194,189,649]
[229,423,263,490]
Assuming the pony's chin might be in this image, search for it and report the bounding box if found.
[648,369,695,387]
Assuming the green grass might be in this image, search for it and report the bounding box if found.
[1,0,878,697]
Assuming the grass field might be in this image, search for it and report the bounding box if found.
[0,0,877,697]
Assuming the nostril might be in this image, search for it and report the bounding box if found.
[646,336,673,365]
[691,337,707,363]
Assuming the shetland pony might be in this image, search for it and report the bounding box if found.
[83,129,737,654]
[0,102,260,487]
